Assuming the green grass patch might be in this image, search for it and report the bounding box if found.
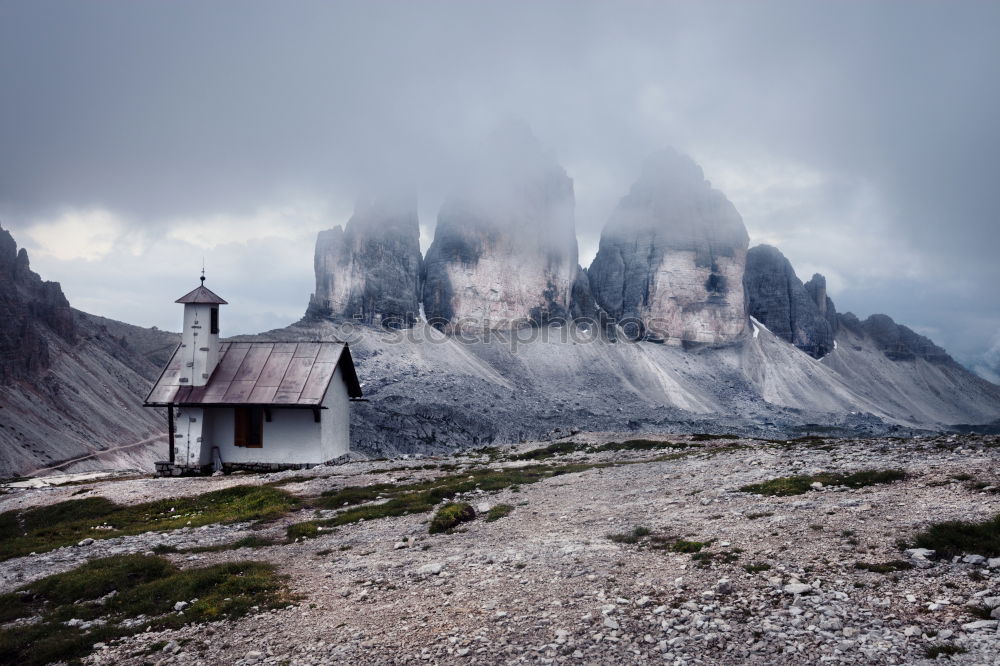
[287,462,601,540]
[744,562,771,574]
[0,485,296,561]
[429,502,476,533]
[910,512,1000,558]
[739,469,906,497]
[0,554,293,666]
[670,539,708,553]
[608,526,652,544]
[854,560,914,574]
[154,535,276,554]
[485,504,513,522]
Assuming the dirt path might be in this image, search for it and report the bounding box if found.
[25,434,167,476]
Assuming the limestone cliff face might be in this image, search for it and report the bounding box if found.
[743,244,835,358]
[587,149,749,344]
[0,224,76,384]
[422,124,579,331]
[309,195,423,328]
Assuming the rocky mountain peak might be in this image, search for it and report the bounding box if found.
[743,244,835,358]
[309,194,423,328]
[0,223,77,384]
[587,149,749,344]
[422,124,579,330]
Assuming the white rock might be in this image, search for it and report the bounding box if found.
[962,554,986,565]
[783,583,812,595]
[416,563,443,576]
[987,557,1000,569]
[174,601,188,611]
[77,538,95,547]
[393,541,408,550]
[476,502,491,513]
[961,620,998,631]
[603,616,619,630]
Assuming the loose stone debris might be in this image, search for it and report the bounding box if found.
[2,432,999,665]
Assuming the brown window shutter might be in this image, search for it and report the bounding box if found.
[234,408,248,447]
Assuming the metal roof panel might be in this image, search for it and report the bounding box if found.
[144,341,361,407]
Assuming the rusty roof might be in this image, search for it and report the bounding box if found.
[175,284,228,304]
[144,341,362,407]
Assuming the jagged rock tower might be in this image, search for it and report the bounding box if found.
[421,122,580,331]
[743,244,835,358]
[309,194,423,328]
[587,149,749,344]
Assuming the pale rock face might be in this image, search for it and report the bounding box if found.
[588,149,749,344]
[422,123,579,331]
[309,195,422,328]
[643,250,748,343]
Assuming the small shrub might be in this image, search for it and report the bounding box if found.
[485,504,513,522]
[429,503,476,534]
[911,513,1000,557]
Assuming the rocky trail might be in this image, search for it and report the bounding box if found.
[3,432,1000,665]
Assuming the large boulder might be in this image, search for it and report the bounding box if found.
[587,149,748,344]
[422,123,579,331]
[309,194,423,328]
[743,244,835,358]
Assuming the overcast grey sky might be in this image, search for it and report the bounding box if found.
[1,0,999,378]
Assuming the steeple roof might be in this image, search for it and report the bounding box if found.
[175,278,228,305]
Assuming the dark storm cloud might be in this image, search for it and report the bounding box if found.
[1,1,999,368]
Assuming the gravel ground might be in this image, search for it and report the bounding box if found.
[3,433,1000,665]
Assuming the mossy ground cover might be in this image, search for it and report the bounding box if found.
[0,554,293,666]
[739,469,906,497]
[910,512,1000,558]
[485,504,513,522]
[0,485,296,561]
[152,534,276,555]
[290,462,601,539]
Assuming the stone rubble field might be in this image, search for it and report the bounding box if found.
[2,432,1000,665]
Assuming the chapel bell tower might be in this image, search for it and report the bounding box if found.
[174,273,227,387]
